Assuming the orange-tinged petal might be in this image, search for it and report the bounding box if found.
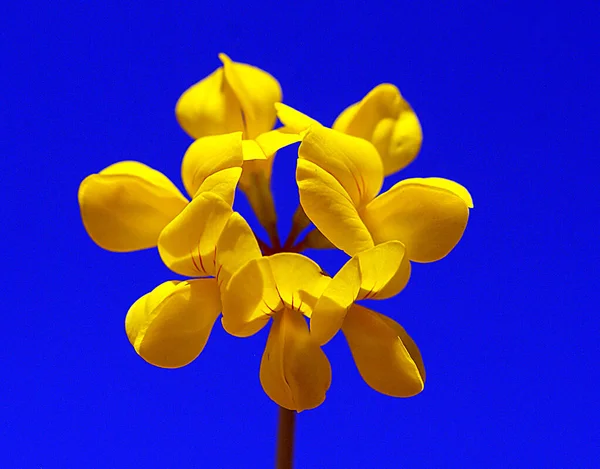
[78,161,188,252]
[215,212,261,289]
[125,279,221,369]
[299,124,383,207]
[260,309,331,411]
[342,305,425,397]
[333,84,422,175]
[181,132,243,200]
[157,193,232,277]
[175,68,245,140]
[362,178,471,262]
[297,158,374,256]
[219,53,282,139]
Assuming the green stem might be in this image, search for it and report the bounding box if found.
[275,406,296,469]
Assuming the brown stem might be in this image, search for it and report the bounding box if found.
[275,406,296,469]
[257,237,275,256]
[283,205,312,251]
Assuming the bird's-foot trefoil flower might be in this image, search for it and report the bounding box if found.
[126,194,261,368]
[296,123,473,261]
[78,132,261,368]
[176,53,281,141]
[332,83,423,176]
[221,252,332,411]
[310,241,425,397]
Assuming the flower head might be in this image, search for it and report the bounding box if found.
[78,53,473,413]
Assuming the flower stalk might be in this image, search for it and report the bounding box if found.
[276,407,296,469]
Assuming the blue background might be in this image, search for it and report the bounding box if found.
[2,1,598,467]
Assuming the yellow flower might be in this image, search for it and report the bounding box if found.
[219,240,421,409]
[332,83,423,176]
[78,132,262,368]
[221,253,332,411]
[126,195,261,368]
[296,123,473,261]
[176,53,281,141]
[310,241,425,397]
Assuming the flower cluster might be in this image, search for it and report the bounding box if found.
[78,54,472,412]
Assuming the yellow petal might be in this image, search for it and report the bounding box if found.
[342,305,425,397]
[297,158,374,256]
[215,212,262,289]
[219,53,282,139]
[274,102,319,134]
[240,129,301,175]
[414,177,474,208]
[78,161,188,252]
[221,253,330,336]
[193,167,242,206]
[267,253,331,316]
[260,309,332,411]
[241,139,268,162]
[333,84,422,175]
[181,132,244,200]
[355,241,411,300]
[299,124,383,207]
[125,279,221,368]
[310,255,361,346]
[158,193,232,277]
[221,257,280,337]
[310,241,410,345]
[255,128,303,156]
[363,178,471,262]
[239,128,302,193]
[175,68,245,140]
